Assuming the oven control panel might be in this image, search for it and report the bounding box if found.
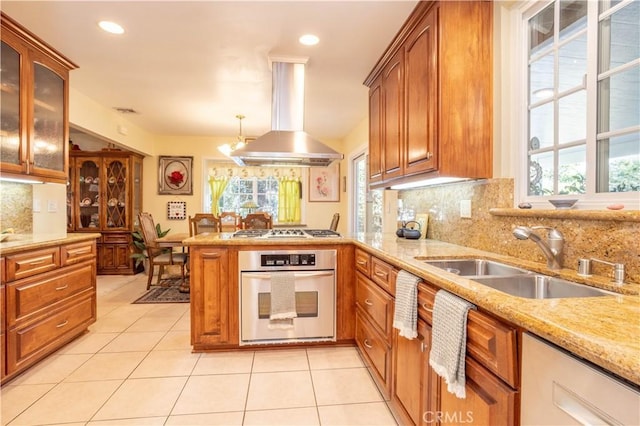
[261,253,316,267]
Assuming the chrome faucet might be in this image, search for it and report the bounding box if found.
[513,226,564,270]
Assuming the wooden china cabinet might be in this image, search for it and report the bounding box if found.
[67,150,143,275]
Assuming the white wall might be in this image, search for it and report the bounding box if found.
[140,134,348,234]
[32,183,67,238]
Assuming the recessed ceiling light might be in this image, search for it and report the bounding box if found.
[299,34,319,46]
[98,21,124,35]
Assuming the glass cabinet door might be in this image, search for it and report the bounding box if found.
[0,40,26,174]
[67,163,74,231]
[31,60,65,174]
[132,156,142,229]
[104,158,129,230]
[76,158,101,230]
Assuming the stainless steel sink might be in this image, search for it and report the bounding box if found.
[423,259,531,277]
[472,275,612,299]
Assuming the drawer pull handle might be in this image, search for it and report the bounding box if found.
[56,320,68,328]
[356,260,367,265]
[364,299,374,306]
[55,284,69,291]
[374,271,387,278]
[28,260,47,266]
[363,339,373,349]
[421,303,433,313]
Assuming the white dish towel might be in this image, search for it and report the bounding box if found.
[429,289,476,399]
[268,271,297,330]
[392,270,421,339]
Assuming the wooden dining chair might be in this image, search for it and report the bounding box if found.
[242,212,273,230]
[138,212,188,290]
[219,212,242,232]
[189,213,220,236]
[330,213,340,231]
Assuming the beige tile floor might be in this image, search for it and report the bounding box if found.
[1,274,398,426]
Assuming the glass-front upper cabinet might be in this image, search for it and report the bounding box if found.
[0,40,23,173]
[75,158,101,230]
[104,158,129,230]
[30,56,66,176]
[132,156,143,229]
[0,13,77,184]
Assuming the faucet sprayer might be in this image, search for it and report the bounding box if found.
[512,226,564,270]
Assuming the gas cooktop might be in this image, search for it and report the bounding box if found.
[232,229,341,239]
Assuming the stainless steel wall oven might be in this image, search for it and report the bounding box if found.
[239,249,336,345]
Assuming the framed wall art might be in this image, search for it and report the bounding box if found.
[167,201,187,220]
[158,156,193,195]
[309,162,340,202]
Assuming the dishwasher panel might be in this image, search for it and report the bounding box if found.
[521,333,640,425]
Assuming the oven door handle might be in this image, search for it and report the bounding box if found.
[241,271,334,280]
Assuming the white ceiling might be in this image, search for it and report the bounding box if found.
[1,1,418,143]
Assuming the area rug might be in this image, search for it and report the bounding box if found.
[132,278,190,304]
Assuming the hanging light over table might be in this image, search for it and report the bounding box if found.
[218,114,246,156]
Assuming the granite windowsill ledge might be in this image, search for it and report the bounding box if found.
[489,208,640,222]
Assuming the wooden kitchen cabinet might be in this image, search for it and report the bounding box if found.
[355,249,397,400]
[417,280,520,426]
[67,150,143,274]
[190,247,238,348]
[368,48,404,183]
[1,272,5,381]
[364,1,493,188]
[435,356,517,426]
[392,319,433,426]
[1,239,97,383]
[0,13,77,184]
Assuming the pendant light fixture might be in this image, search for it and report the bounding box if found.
[218,114,246,157]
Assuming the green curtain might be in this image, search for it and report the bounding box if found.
[278,177,301,223]
[208,176,229,216]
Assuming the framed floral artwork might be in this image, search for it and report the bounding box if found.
[309,162,340,202]
[158,156,193,195]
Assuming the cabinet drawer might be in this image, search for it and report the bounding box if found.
[6,262,95,327]
[61,241,96,266]
[356,310,391,399]
[356,273,393,341]
[371,257,395,295]
[467,309,518,388]
[417,282,437,324]
[101,233,131,244]
[5,247,60,282]
[7,294,95,374]
[355,248,371,277]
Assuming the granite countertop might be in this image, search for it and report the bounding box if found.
[185,231,640,386]
[0,233,102,255]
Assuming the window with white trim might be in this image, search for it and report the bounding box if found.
[521,0,639,205]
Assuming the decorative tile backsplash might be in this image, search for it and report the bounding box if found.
[0,182,33,234]
[399,178,639,284]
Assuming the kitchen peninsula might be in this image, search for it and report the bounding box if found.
[186,232,639,424]
[185,233,640,386]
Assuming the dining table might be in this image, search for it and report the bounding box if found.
[155,232,191,293]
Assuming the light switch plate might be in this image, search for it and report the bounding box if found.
[47,200,58,213]
[460,199,472,218]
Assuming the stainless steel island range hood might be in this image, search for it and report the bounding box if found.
[230,60,343,167]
